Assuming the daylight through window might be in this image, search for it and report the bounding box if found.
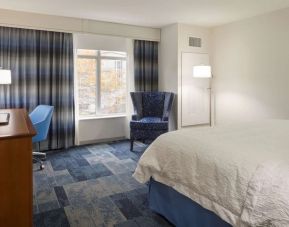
[77,49,127,117]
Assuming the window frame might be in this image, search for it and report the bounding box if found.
[77,49,127,119]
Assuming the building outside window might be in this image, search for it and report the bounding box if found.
[77,49,127,117]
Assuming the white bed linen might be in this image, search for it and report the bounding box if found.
[133,120,289,227]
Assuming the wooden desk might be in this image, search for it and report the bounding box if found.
[0,109,36,227]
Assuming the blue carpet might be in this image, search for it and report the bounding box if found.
[33,140,173,227]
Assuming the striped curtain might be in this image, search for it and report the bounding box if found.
[134,40,158,91]
[0,26,75,151]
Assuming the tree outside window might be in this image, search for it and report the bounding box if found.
[77,49,127,117]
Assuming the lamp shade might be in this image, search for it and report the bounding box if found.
[0,69,12,84]
[193,65,212,78]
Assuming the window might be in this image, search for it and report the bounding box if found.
[77,49,127,117]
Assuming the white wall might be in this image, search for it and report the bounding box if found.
[76,34,128,51]
[159,24,179,130]
[78,117,128,144]
[178,24,211,53]
[159,23,211,130]
[212,7,289,124]
[178,24,211,128]
[0,8,160,41]
[75,34,134,145]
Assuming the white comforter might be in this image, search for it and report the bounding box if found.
[133,120,289,227]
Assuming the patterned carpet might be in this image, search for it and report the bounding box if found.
[33,140,173,227]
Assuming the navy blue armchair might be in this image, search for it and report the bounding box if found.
[130,92,174,151]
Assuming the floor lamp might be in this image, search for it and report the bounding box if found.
[192,65,212,126]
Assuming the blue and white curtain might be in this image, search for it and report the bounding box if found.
[134,40,159,92]
[0,26,75,150]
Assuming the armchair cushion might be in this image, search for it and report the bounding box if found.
[130,117,168,130]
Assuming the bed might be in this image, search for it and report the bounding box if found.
[133,120,289,227]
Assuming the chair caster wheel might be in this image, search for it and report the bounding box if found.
[40,164,45,170]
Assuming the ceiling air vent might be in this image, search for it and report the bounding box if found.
[189,37,202,47]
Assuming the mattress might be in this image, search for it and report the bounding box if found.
[133,120,289,227]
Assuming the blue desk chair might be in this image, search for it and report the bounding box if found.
[29,105,54,170]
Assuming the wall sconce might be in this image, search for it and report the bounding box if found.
[0,69,12,84]
[193,65,212,78]
[0,69,12,124]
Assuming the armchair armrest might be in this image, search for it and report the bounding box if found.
[162,110,170,121]
[132,114,140,121]
[162,116,169,121]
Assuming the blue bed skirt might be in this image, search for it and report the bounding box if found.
[149,179,232,227]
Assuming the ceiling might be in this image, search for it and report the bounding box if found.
[0,0,289,28]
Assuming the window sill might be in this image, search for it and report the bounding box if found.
[78,114,127,121]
